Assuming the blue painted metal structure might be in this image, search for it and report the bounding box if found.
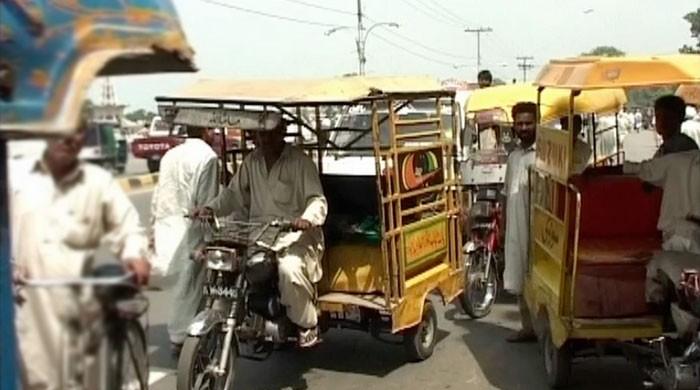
[0,1,195,388]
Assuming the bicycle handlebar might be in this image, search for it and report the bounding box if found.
[24,273,136,289]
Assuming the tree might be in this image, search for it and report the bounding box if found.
[680,8,700,53]
[581,46,625,57]
[125,108,156,123]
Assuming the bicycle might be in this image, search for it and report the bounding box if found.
[20,264,149,390]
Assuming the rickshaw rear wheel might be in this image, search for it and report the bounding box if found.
[542,325,572,388]
[403,300,438,361]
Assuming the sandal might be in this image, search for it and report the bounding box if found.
[298,327,321,348]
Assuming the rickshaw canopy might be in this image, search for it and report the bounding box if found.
[535,54,700,90]
[677,84,700,106]
[158,75,447,105]
[465,83,627,123]
[0,0,196,138]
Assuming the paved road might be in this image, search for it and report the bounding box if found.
[124,191,644,390]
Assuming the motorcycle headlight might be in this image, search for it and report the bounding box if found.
[206,249,237,272]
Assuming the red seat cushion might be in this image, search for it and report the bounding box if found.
[568,175,663,318]
[577,237,660,266]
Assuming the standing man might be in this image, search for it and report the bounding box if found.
[12,118,151,389]
[478,70,493,89]
[503,102,538,343]
[560,115,592,174]
[150,125,219,353]
[193,117,327,347]
[653,95,698,157]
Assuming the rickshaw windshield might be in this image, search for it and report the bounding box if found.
[333,112,453,155]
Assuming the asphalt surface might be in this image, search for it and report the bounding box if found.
[121,191,646,390]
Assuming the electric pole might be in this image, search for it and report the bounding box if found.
[464,27,492,73]
[516,56,535,82]
[356,0,365,75]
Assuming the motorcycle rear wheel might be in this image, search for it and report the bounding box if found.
[177,332,236,390]
[458,247,499,319]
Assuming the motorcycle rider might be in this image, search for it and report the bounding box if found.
[192,115,327,347]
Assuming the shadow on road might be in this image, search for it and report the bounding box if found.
[231,299,452,390]
[447,304,645,390]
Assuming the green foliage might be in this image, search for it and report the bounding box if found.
[125,108,157,123]
[581,46,625,57]
[680,8,700,53]
[627,86,677,108]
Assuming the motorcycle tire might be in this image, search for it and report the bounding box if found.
[458,248,499,319]
[177,333,236,390]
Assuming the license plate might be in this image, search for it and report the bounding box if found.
[203,285,237,299]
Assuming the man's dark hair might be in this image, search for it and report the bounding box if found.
[560,114,582,131]
[654,95,686,123]
[186,125,206,138]
[512,102,537,119]
[478,70,493,82]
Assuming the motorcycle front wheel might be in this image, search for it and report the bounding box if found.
[458,247,499,318]
[177,330,236,390]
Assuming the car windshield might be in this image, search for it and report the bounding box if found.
[332,112,453,155]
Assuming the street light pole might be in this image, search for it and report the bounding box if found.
[326,20,398,76]
[356,0,364,75]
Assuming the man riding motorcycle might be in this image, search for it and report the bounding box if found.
[192,116,327,347]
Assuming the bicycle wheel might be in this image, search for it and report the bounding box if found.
[105,320,149,390]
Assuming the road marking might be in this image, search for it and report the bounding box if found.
[148,369,171,386]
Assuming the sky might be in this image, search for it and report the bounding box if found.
[90,0,699,111]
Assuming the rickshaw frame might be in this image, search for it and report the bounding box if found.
[155,76,465,337]
[523,54,700,386]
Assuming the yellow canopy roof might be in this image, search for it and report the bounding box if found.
[160,75,448,104]
[677,84,700,106]
[535,54,700,90]
[466,83,627,123]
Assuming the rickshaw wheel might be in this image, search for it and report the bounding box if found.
[542,326,571,388]
[403,300,438,362]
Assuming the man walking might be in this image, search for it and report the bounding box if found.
[150,125,219,353]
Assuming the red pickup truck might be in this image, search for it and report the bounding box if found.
[132,117,240,172]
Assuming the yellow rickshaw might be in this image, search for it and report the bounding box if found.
[677,84,700,106]
[458,84,626,319]
[155,76,464,381]
[524,54,700,388]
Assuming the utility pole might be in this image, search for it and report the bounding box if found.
[516,56,535,82]
[464,27,492,73]
[356,0,365,75]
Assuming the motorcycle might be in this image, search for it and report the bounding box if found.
[177,217,303,390]
[624,252,700,390]
[458,186,503,319]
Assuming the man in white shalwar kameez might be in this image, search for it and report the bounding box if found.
[194,119,327,347]
[150,126,219,351]
[503,102,538,343]
[12,123,151,390]
[624,150,700,303]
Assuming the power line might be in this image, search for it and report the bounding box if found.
[372,34,457,67]
[201,0,349,28]
[364,14,473,61]
[422,0,465,26]
[400,0,461,28]
[278,0,355,16]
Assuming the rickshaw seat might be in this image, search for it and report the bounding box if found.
[570,174,663,318]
